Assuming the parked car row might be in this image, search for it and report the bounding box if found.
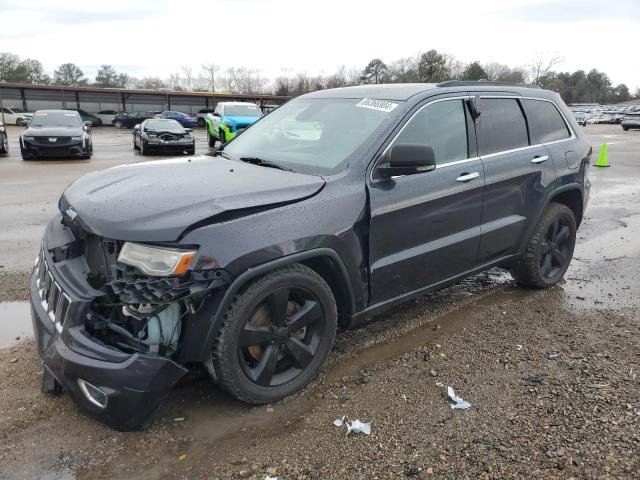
[570,103,640,127]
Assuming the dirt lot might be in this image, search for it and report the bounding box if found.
[0,125,639,479]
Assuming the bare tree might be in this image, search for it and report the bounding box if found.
[224,67,268,94]
[201,62,220,92]
[180,65,194,91]
[168,72,181,90]
[528,54,564,85]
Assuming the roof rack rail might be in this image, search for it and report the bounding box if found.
[436,80,541,89]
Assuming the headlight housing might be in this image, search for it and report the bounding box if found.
[117,242,197,276]
[71,136,83,141]
[23,135,35,141]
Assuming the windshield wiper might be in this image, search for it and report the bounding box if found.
[239,157,292,171]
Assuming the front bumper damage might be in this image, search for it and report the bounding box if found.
[29,217,228,431]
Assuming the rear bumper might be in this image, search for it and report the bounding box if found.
[30,250,187,431]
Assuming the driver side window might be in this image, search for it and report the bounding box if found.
[393,99,469,165]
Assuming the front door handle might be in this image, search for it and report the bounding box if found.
[456,172,480,183]
[531,155,549,164]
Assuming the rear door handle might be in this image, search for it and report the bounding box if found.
[456,172,480,182]
[531,155,549,164]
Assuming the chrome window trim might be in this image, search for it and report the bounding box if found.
[370,93,577,181]
[370,95,472,182]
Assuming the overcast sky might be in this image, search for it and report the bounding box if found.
[1,0,638,90]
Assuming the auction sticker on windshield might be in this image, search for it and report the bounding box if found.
[355,98,398,113]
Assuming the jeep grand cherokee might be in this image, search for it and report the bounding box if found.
[31,81,591,430]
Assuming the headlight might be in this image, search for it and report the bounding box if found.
[23,136,35,141]
[71,136,83,141]
[117,242,197,276]
[0,126,5,132]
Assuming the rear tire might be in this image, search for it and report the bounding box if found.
[219,129,226,145]
[208,263,337,404]
[207,127,216,148]
[622,127,629,131]
[510,203,576,288]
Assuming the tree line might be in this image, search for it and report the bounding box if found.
[0,50,636,105]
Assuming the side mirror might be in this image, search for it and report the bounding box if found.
[377,143,436,178]
[133,124,141,131]
[83,121,92,128]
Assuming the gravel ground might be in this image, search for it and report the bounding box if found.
[1,286,638,480]
[0,271,29,302]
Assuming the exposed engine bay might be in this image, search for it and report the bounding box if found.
[56,217,229,359]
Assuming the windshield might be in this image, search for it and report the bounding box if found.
[145,119,183,131]
[222,98,400,175]
[29,111,82,128]
[224,105,262,117]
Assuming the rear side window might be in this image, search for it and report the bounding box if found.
[393,99,468,164]
[524,99,571,143]
[477,98,529,156]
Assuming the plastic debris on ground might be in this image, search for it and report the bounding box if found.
[346,419,371,435]
[333,415,345,427]
[447,386,471,410]
[333,416,371,435]
[264,476,279,480]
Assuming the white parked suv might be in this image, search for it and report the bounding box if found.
[1,106,33,126]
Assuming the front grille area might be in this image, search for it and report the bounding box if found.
[34,136,72,145]
[36,251,72,333]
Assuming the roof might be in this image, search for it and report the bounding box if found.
[303,81,552,101]
[305,84,438,101]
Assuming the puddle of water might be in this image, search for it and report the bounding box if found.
[0,301,32,347]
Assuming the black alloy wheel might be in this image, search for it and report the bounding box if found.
[208,264,337,404]
[510,203,577,288]
[539,217,572,280]
[238,286,324,387]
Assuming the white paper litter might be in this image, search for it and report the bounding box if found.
[447,386,471,410]
[333,415,346,427]
[264,476,279,480]
[346,419,371,435]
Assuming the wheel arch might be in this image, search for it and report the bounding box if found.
[549,186,584,227]
[195,249,355,362]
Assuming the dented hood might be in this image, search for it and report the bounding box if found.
[61,155,325,241]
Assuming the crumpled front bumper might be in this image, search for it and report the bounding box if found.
[30,251,188,431]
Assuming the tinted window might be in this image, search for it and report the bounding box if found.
[525,99,571,143]
[477,98,529,156]
[30,111,81,128]
[393,99,468,164]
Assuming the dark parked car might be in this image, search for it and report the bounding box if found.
[69,109,103,127]
[158,110,198,128]
[0,122,8,154]
[31,82,590,430]
[196,108,214,127]
[621,113,640,131]
[133,119,195,155]
[20,110,92,160]
[112,111,156,129]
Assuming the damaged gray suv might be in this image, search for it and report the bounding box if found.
[31,81,591,430]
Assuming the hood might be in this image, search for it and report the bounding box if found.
[24,126,84,136]
[61,155,325,241]
[223,115,261,126]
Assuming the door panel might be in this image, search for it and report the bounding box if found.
[475,95,557,262]
[477,145,554,262]
[367,96,483,304]
[369,160,485,302]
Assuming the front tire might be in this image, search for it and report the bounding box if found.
[510,203,577,288]
[219,129,226,145]
[140,141,147,156]
[114,120,123,129]
[208,264,337,404]
[207,127,216,148]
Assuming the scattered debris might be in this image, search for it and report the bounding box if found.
[515,344,523,351]
[435,382,445,388]
[635,409,640,417]
[10,357,18,363]
[178,454,187,461]
[333,416,345,427]
[447,386,471,410]
[264,476,279,480]
[548,352,559,360]
[173,417,185,422]
[346,419,371,435]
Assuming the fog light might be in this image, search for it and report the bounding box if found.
[77,379,108,408]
